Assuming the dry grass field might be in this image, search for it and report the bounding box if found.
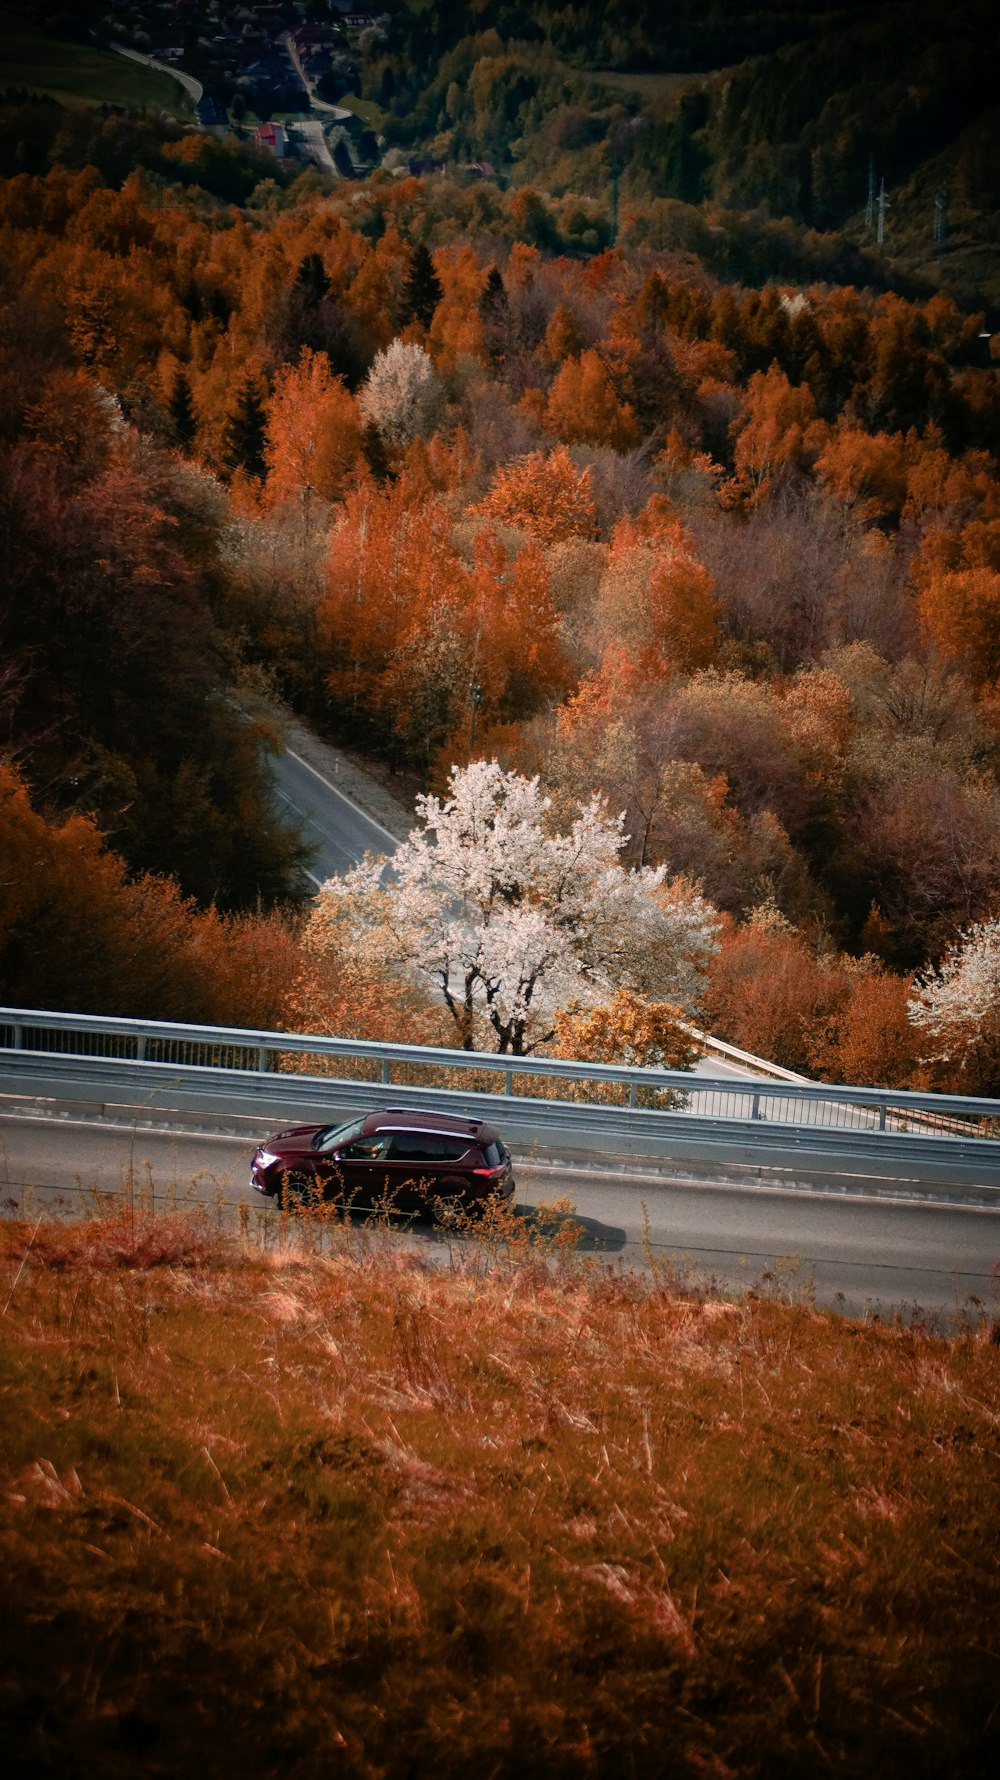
[1,1199,998,1778]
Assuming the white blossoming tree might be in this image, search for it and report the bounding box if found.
[321,760,720,1054]
[908,915,1000,1093]
[357,338,443,454]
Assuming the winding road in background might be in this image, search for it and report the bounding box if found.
[107,43,203,104]
[271,743,400,884]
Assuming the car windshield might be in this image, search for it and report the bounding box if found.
[313,1117,366,1152]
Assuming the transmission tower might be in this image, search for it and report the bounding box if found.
[876,178,889,245]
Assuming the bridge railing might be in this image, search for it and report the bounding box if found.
[3,1006,1000,1144]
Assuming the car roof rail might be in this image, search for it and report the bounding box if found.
[380,1106,481,1131]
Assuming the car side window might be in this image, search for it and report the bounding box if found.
[387,1135,441,1162]
[339,1136,387,1160]
[389,1135,474,1162]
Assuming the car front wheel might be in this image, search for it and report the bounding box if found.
[274,1168,317,1211]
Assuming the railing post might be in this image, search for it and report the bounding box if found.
[751,1093,761,1120]
[12,1024,23,1050]
[629,1081,637,1108]
[257,1047,267,1072]
[505,1070,513,1095]
[382,1058,391,1085]
[878,1104,886,1132]
[137,1036,147,1061]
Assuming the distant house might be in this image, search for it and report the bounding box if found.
[409,157,445,177]
[465,160,495,180]
[342,11,375,27]
[253,121,287,158]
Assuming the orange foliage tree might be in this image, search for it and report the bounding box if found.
[289,894,446,1045]
[473,445,598,545]
[805,962,922,1088]
[428,244,488,365]
[592,508,719,680]
[319,479,570,762]
[703,908,921,1085]
[464,527,570,726]
[814,422,909,521]
[915,564,1000,690]
[701,909,837,1074]
[0,764,298,1026]
[545,349,640,451]
[550,990,698,1071]
[263,347,363,516]
[726,363,818,505]
[319,478,461,736]
[543,303,584,364]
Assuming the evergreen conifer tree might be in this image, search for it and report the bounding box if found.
[224,377,267,479]
[294,252,330,306]
[168,368,196,452]
[479,264,509,361]
[401,242,443,330]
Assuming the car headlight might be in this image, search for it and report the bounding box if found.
[254,1150,280,1171]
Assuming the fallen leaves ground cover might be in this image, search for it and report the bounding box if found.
[0,1204,997,1778]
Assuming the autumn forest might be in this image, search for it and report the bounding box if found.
[2,1,1000,1090]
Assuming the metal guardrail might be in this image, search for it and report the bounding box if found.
[680,1021,811,1084]
[2,1005,1000,1142]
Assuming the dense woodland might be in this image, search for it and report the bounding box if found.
[373,0,998,299]
[1,35,1000,1086]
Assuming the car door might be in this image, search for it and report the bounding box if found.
[382,1134,453,1212]
[328,1132,390,1207]
[383,1134,477,1212]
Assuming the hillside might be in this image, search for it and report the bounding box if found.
[0,7,999,1084]
[371,0,999,310]
[0,5,190,112]
[1,1206,998,1778]
[6,3,996,303]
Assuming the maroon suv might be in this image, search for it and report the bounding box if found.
[251,1107,516,1216]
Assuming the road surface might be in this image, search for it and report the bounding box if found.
[107,43,203,105]
[2,1110,996,1324]
[270,743,400,883]
[291,119,339,175]
[281,31,353,119]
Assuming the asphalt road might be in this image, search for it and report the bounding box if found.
[107,44,203,103]
[292,119,338,176]
[270,744,399,884]
[2,1112,996,1324]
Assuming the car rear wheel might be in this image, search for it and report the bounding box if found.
[429,1175,468,1224]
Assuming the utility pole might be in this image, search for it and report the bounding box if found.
[933,184,947,250]
[865,153,876,230]
[876,177,889,246]
[468,682,482,751]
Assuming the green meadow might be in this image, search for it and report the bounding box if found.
[0,8,189,112]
